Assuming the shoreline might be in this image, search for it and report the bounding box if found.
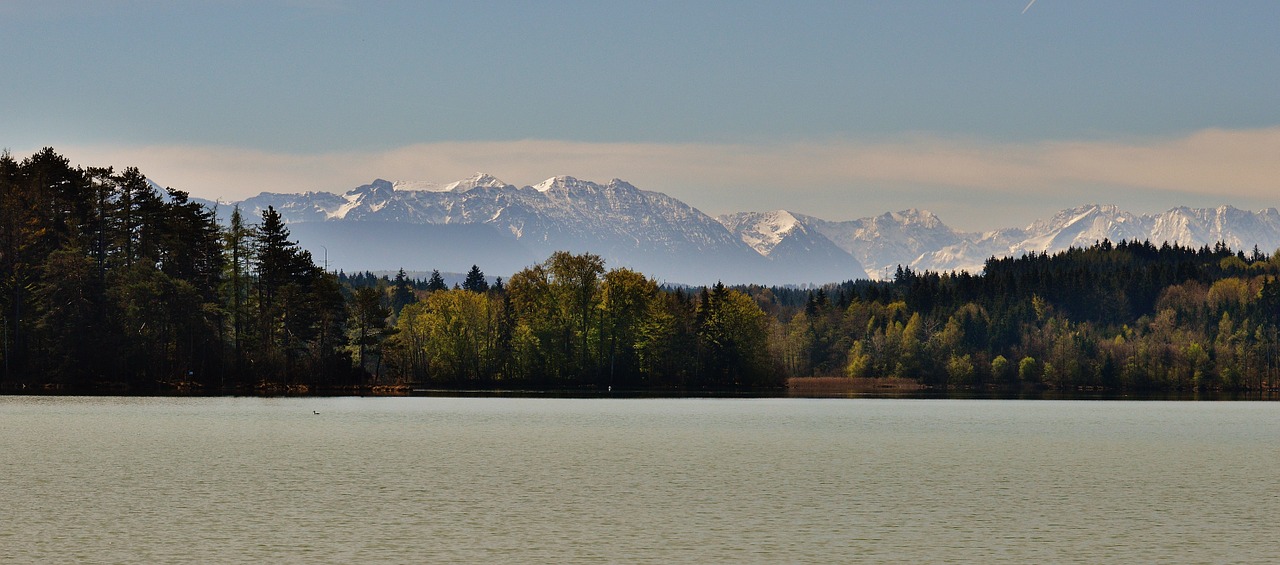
[3,378,1278,400]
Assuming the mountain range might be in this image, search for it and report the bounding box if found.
[199,174,1280,285]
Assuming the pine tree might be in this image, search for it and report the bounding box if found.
[349,286,390,380]
[223,205,256,378]
[463,265,489,293]
[426,269,447,292]
[109,167,164,266]
[390,268,416,314]
[252,206,313,377]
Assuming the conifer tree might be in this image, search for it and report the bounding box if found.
[252,206,316,378]
[463,265,489,293]
[426,269,447,292]
[390,268,416,314]
[349,286,390,380]
[223,205,255,378]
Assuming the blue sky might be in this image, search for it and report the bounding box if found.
[3,0,1278,230]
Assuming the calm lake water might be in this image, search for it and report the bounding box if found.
[2,396,1277,563]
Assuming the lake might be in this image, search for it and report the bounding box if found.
[2,396,1277,563]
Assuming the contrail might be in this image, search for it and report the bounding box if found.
[1021,0,1037,14]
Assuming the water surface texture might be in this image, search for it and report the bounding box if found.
[2,397,1276,563]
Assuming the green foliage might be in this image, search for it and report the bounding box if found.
[741,238,1280,391]
[1018,357,1039,383]
[378,254,775,389]
[946,354,975,386]
[393,290,496,383]
[599,268,658,386]
[696,284,776,386]
[845,341,871,378]
[0,149,350,391]
[7,148,1280,393]
[990,355,1011,383]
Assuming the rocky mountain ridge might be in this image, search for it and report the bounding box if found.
[202,175,1280,284]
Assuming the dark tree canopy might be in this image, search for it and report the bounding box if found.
[462,265,489,293]
[4,149,1279,394]
[426,269,447,292]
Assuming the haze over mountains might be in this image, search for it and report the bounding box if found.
[202,174,1280,285]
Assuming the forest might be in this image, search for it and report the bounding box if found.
[2,148,1278,393]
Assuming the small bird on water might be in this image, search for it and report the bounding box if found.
[313,411,319,415]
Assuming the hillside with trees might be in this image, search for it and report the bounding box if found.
[3,149,1278,393]
[765,240,1280,391]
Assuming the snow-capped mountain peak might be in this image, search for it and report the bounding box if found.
[343,178,395,200]
[719,210,871,280]
[527,176,645,194]
[391,180,447,192]
[444,172,508,193]
[604,179,638,193]
[218,175,1280,285]
[718,210,801,256]
[889,208,944,228]
[533,175,596,192]
[1148,204,1280,251]
[391,173,509,193]
[1014,204,1145,253]
[533,176,565,192]
[324,179,394,219]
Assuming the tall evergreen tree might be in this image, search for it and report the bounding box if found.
[223,205,255,380]
[109,167,164,267]
[349,286,391,380]
[426,269,447,292]
[390,268,416,314]
[463,265,489,293]
[252,206,315,379]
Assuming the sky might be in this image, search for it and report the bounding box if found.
[2,0,1278,231]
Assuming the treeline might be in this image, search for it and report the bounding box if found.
[5,149,1279,393]
[372,254,775,388]
[1,148,357,391]
[761,240,1280,390]
[261,231,1280,392]
[0,149,775,392]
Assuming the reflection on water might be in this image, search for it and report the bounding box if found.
[2,396,1277,563]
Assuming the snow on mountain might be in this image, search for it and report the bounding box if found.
[226,190,348,223]
[439,173,510,193]
[231,174,830,285]
[213,173,1280,285]
[1012,205,1147,255]
[724,203,1280,280]
[1149,205,1280,252]
[145,178,168,194]
[718,211,871,281]
[334,179,410,221]
[912,205,1280,276]
[389,173,509,193]
[795,209,968,280]
[912,239,1011,275]
[913,205,1152,275]
[532,175,601,193]
[487,176,781,283]
[390,180,448,192]
[719,210,801,256]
